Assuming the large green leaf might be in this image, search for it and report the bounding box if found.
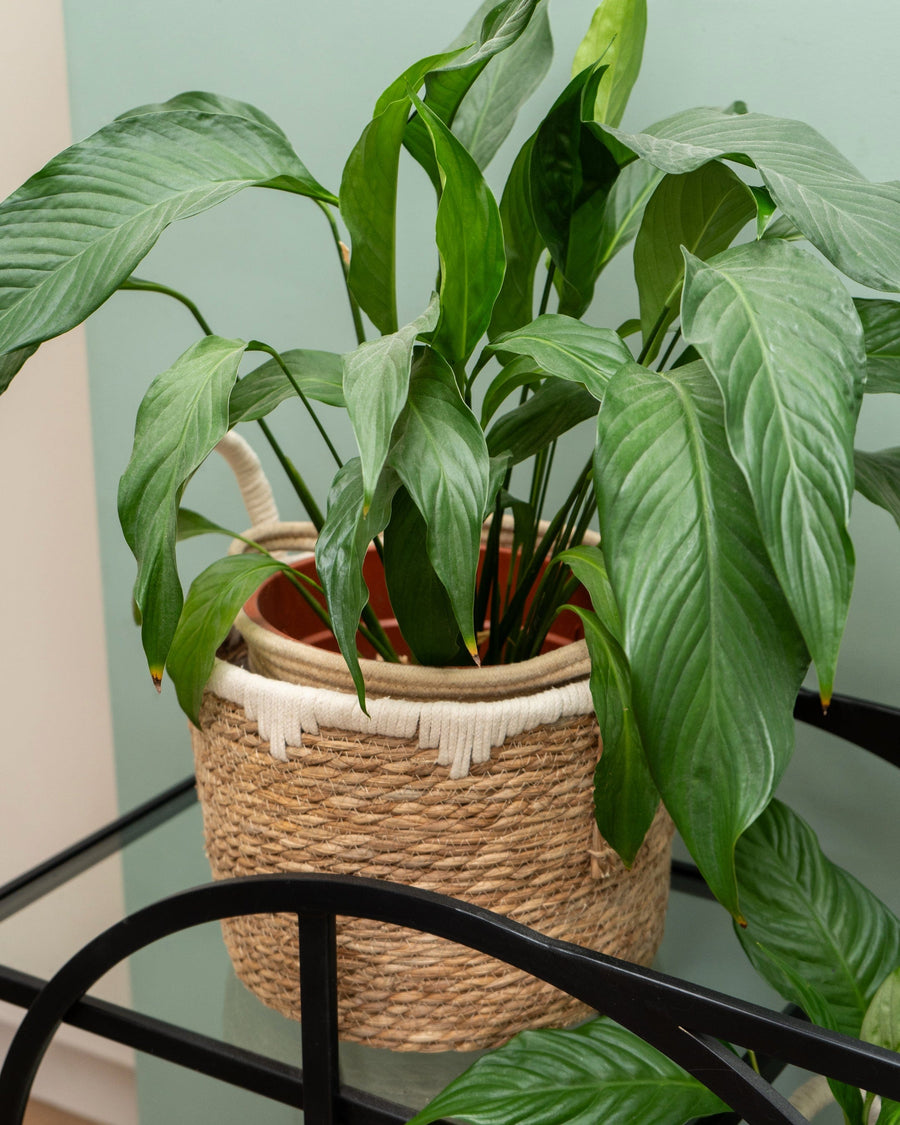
[855,298,900,393]
[167,552,300,724]
[863,969,900,1053]
[0,343,37,396]
[530,62,619,312]
[340,50,463,336]
[681,239,863,705]
[560,548,658,867]
[592,158,663,272]
[411,93,505,367]
[382,486,465,666]
[115,90,290,136]
[452,0,553,170]
[407,1016,726,1125]
[487,378,599,465]
[404,0,543,183]
[228,348,343,425]
[487,134,543,340]
[734,800,900,1037]
[572,0,646,128]
[594,362,808,917]
[387,349,490,658]
[342,295,439,508]
[489,314,632,399]
[634,163,755,361]
[602,106,900,292]
[855,448,900,530]
[315,459,400,709]
[118,336,247,684]
[480,355,543,425]
[0,105,334,364]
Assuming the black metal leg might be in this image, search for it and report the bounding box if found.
[299,910,340,1125]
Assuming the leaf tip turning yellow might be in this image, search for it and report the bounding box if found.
[151,669,163,693]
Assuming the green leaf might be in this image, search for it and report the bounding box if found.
[734,800,900,1037]
[175,507,237,542]
[410,92,505,367]
[530,62,619,311]
[634,163,756,361]
[489,314,632,399]
[0,343,37,396]
[341,49,464,336]
[855,448,900,530]
[487,378,599,465]
[592,158,664,272]
[115,90,291,138]
[560,545,659,867]
[387,349,490,658]
[342,295,439,508]
[407,1016,726,1125]
[681,240,863,705]
[452,0,553,170]
[404,0,543,184]
[487,133,543,340]
[117,337,247,684]
[0,105,335,358]
[573,0,647,128]
[480,355,543,425]
[602,106,900,292]
[167,553,297,725]
[315,459,400,709]
[595,362,808,917]
[862,968,900,1053]
[228,348,343,426]
[382,487,465,666]
[855,298,900,393]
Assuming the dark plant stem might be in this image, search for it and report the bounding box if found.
[255,418,325,529]
[538,260,557,317]
[637,304,673,366]
[317,200,366,346]
[657,326,683,371]
[118,276,213,336]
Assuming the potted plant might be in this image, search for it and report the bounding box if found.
[1,0,898,1082]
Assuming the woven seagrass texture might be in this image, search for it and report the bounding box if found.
[192,693,674,1052]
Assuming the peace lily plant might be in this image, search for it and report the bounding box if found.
[2,0,899,1116]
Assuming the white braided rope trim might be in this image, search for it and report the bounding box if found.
[215,431,280,527]
[207,659,594,780]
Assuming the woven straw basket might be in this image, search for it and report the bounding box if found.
[190,434,675,1052]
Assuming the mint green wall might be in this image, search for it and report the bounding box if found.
[60,2,899,1119]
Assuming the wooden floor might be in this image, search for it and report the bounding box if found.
[23,1101,100,1125]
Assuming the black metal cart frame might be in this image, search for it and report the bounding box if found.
[1,687,898,1125]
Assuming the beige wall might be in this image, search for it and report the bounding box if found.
[0,1,135,1120]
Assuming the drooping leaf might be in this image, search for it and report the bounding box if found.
[340,49,465,336]
[530,62,619,312]
[480,355,543,426]
[634,163,756,361]
[560,546,658,866]
[228,348,344,426]
[595,361,808,917]
[681,239,863,705]
[342,295,439,508]
[572,0,647,128]
[453,0,553,170]
[176,507,239,542]
[167,553,300,724]
[117,337,247,684]
[382,486,465,666]
[487,134,544,340]
[855,448,900,530]
[0,343,37,396]
[489,314,632,399]
[0,105,335,360]
[387,349,490,658]
[855,298,900,393]
[487,378,599,465]
[602,106,900,292]
[407,1016,726,1125]
[315,459,400,709]
[734,800,900,1037]
[115,90,292,138]
[410,93,505,367]
[404,0,543,184]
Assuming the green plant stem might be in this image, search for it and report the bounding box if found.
[746,1049,761,1076]
[119,276,213,336]
[538,260,557,317]
[317,200,366,346]
[247,340,343,470]
[657,326,683,370]
[637,304,673,366]
[255,417,325,529]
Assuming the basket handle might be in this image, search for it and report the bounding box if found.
[215,430,280,527]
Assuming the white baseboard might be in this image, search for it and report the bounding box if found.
[0,1011,136,1125]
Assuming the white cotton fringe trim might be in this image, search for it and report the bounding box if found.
[207,659,593,780]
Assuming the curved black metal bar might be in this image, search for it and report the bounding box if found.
[3,875,900,1124]
[794,687,900,767]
